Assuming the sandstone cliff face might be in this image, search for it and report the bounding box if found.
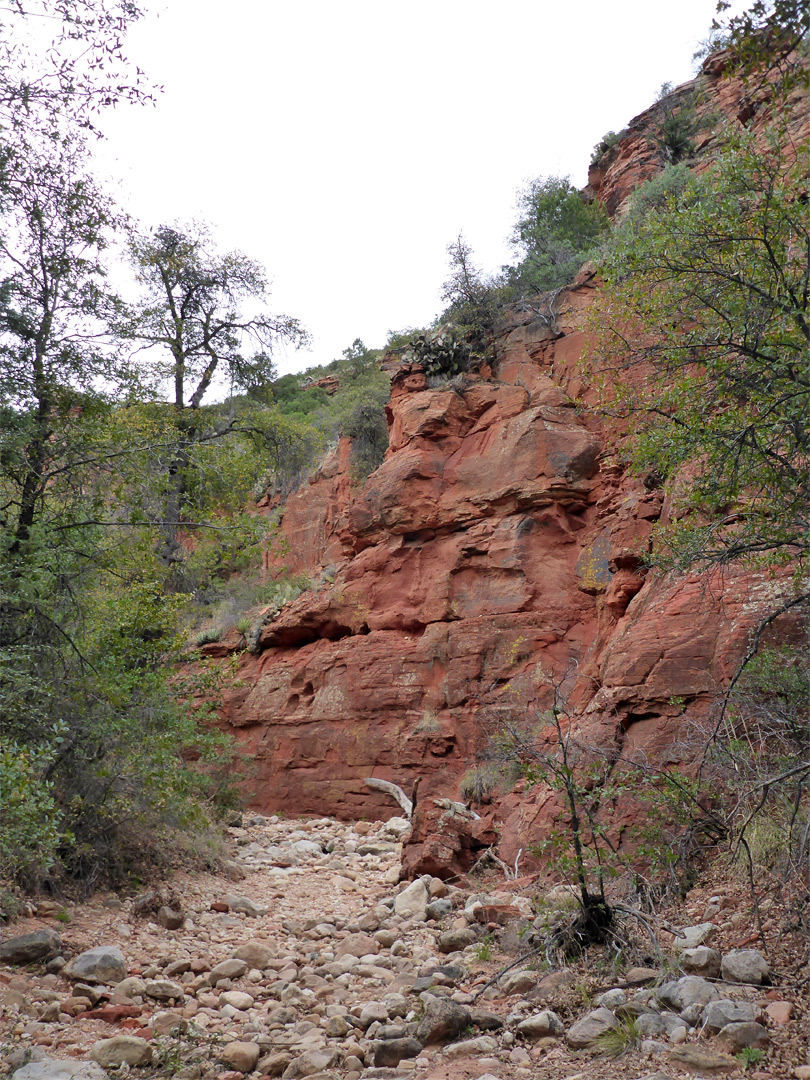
[211,59,806,877]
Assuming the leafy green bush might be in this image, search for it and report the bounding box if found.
[503,176,608,298]
[590,128,627,167]
[0,736,65,882]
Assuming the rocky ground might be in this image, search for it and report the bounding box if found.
[1,815,809,1080]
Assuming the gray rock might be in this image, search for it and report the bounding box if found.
[358,1001,390,1029]
[208,957,248,984]
[281,1049,339,1078]
[500,968,537,995]
[656,975,719,1012]
[679,946,721,979]
[64,946,127,985]
[12,1058,105,1080]
[636,1013,668,1037]
[144,978,184,1002]
[443,1035,498,1057]
[223,894,267,917]
[438,928,477,953]
[156,906,183,930]
[371,1038,423,1067]
[414,992,470,1045]
[720,948,769,984]
[394,879,428,920]
[0,928,61,965]
[673,922,715,953]
[517,1009,564,1038]
[88,1036,152,1068]
[716,1020,769,1051]
[467,1008,503,1030]
[703,999,760,1032]
[220,989,255,1010]
[566,1007,618,1048]
[425,899,452,920]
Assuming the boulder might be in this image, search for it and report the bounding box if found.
[144,978,184,1002]
[414,993,470,1045]
[233,940,275,968]
[393,878,428,919]
[716,1021,769,1051]
[223,894,267,917]
[703,1000,760,1032]
[443,1035,499,1057]
[0,929,61,964]
[438,928,477,953]
[720,949,769,984]
[517,1010,565,1038]
[679,946,721,979]
[673,922,715,953]
[371,1038,423,1067]
[667,1045,736,1073]
[656,975,719,1012]
[221,1041,261,1072]
[566,1007,618,1048]
[88,1036,152,1068]
[64,946,127,985]
[11,1058,105,1080]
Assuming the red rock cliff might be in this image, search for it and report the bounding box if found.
[211,57,807,877]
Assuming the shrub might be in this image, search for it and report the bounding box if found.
[0,737,65,883]
[590,128,627,167]
[503,176,608,298]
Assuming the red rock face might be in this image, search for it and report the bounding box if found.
[210,61,808,875]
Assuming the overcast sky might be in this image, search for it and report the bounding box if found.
[94,0,735,376]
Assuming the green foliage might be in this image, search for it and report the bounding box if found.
[709,643,810,914]
[713,0,810,97]
[268,338,390,483]
[736,1046,766,1070]
[503,176,608,298]
[649,83,701,164]
[472,933,495,962]
[592,129,810,571]
[590,129,627,167]
[0,737,65,882]
[595,1016,642,1058]
[459,762,503,804]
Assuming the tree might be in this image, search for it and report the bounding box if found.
[0,0,153,134]
[0,130,126,559]
[593,130,810,576]
[504,176,608,297]
[713,0,810,96]
[123,223,309,575]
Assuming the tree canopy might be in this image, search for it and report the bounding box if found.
[592,133,810,573]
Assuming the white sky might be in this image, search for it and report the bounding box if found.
[94,0,732,376]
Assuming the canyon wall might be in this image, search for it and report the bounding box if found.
[205,54,808,877]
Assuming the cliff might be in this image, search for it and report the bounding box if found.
[207,55,808,878]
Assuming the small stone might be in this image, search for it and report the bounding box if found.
[152,1010,187,1036]
[257,1052,294,1077]
[720,949,769,985]
[656,975,719,1012]
[221,1041,260,1073]
[219,990,255,1011]
[281,1048,338,1078]
[336,932,379,958]
[0,929,61,965]
[595,988,627,1009]
[89,1035,152,1068]
[765,1000,793,1024]
[793,1068,810,1080]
